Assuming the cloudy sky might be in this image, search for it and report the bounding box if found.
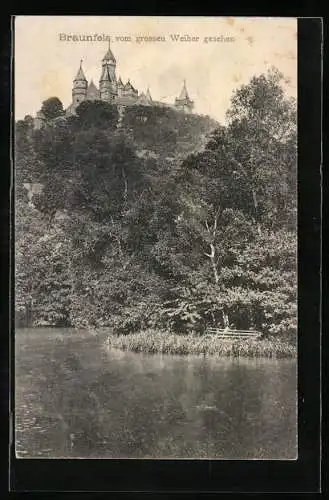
[14,16,297,122]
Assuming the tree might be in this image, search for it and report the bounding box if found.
[156,68,297,334]
[75,100,119,130]
[121,105,217,157]
[15,199,73,326]
[225,68,297,232]
[41,97,64,120]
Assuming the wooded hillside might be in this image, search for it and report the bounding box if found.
[15,68,297,343]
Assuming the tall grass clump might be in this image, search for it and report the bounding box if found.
[106,330,297,358]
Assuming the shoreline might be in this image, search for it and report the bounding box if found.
[15,327,297,359]
[105,330,297,359]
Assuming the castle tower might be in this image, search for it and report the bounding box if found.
[175,80,194,113]
[72,60,88,108]
[99,40,117,102]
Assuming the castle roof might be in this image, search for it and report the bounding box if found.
[124,79,134,90]
[146,87,152,101]
[74,60,87,81]
[102,41,116,63]
[100,65,116,83]
[176,80,192,102]
[117,76,124,87]
[88,79,98,90]
[86,79,100,99]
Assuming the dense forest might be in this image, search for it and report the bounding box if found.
[15,68,297,344]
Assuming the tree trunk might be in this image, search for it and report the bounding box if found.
[211,262,219,286]
[207,242,219,285]
[122,168,128,202]
[252,189,262,235]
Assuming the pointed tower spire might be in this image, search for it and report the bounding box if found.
[146,86,152,101]
[178,79,190,100]
[74,59,87,81]
[175,79,194,113]
[102,39,116,62]
[72,59,88,108]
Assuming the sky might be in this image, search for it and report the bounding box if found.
[14,16,297,123]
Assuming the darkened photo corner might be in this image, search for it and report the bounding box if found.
[14,16,297,459]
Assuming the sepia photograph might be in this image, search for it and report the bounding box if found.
[14,16,298,460]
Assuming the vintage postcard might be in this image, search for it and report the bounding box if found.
[14,16,298,460]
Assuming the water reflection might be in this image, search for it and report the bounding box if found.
[15,329,297,459]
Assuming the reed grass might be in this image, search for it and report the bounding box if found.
[106,329,296,358]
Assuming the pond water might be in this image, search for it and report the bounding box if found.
[15,328,297,459]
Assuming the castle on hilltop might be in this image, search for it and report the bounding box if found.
[35,42,194,128]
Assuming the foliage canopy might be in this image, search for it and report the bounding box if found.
[15,71,297,343]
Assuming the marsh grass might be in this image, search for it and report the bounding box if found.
[106,329,296,358]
